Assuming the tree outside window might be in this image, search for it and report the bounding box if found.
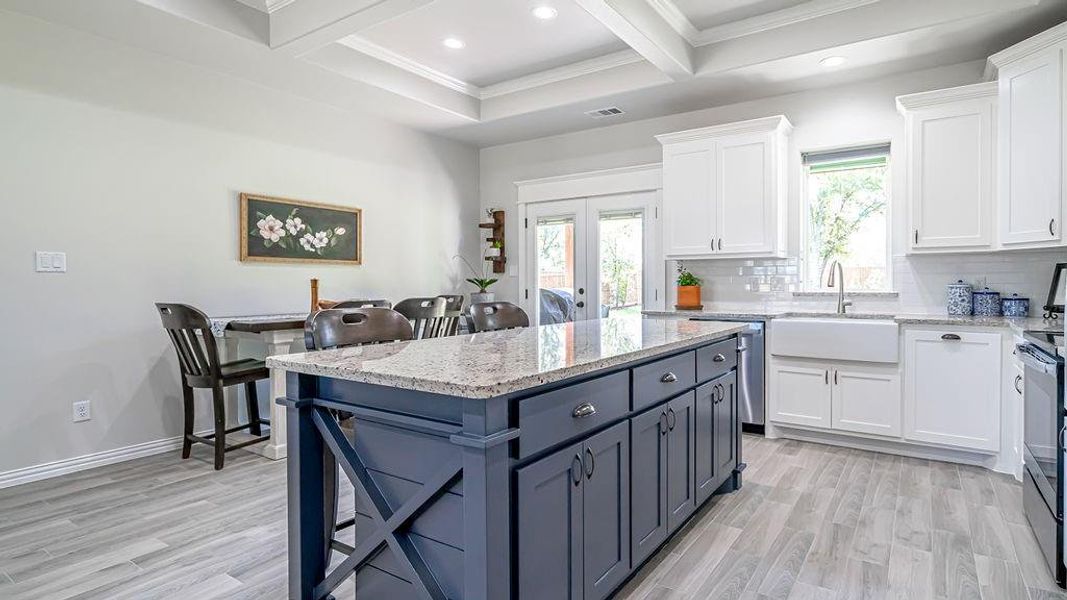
[804,154,890,291]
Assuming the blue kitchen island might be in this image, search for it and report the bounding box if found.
[267,315,746,600]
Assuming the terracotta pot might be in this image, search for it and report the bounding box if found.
[675,285,703,309]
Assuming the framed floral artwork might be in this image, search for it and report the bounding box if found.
[239,193,362,265]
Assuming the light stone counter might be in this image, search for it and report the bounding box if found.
[266,315,745,399]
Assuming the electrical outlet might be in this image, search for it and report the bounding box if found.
[73,400,91,422]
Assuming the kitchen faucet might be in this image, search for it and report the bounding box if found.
[826,260,852,314]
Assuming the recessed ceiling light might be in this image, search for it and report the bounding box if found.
[442,37,465,50]
[532,6,558,20]
[820,56,847,68]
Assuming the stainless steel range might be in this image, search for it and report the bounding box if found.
[1020,330,1066,587]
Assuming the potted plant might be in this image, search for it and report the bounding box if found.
[675,263,703,310]
[455,254,499,304]
[485,239,502,258]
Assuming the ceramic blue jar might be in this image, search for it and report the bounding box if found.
[947,280,973,315]
[972,287,1002,316]
[1001,294,1030,317]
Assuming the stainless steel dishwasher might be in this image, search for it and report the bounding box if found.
[690,317,765,433]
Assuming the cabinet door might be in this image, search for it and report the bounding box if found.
[630,405,668,566]
[694,380,717,505]
[770,359,831,428]
[715,132,777,255]
[999,46,1064,247]
[516,441,583,600]
[831,365,902,437]
[663,141,716,256]
[582,422,631,600]
[713,373,738,490]
[909,99,995,250]
[666,392,696,533]
[903,330,1001,451]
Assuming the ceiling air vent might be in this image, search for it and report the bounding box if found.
[585,106,625,119]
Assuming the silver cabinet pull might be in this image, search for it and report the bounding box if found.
[1014,374,1023,394]
[941,333,962,341]
[571,454,583,486]
[584,447,595,479]
[659,411,668,435]
[712,353,726,363]
[667,408,677,431]
[1051,218,1057,237]
[661,372,678,383]
[718,238,723,251]
[825,370,829,384]
[572,403,597,418]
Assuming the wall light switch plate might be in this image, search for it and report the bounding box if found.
[35,251,67,273]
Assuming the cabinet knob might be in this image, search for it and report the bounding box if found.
[940,333,962,341]
[572,403,597,418]
[661,372,678,383]
[712,353,726,363]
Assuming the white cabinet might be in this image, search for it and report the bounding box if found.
[903,329,1001,452]
[897,83,997,252]
[989,24,1067,248]
[657,116,790,259]
[770,359,900,437]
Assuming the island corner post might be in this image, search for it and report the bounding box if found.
[272,321,744,600]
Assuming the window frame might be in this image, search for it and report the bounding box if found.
[798,144,894,293]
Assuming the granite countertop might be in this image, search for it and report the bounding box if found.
[643,305,1062,336]
[266,316,746,399]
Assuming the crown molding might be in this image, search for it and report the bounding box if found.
[645,0,700,44]
[986,20,1067,74]
[480,50,644,99]
[235,0,298,14]
[655,115,793,144]
[338,36,481,98]
[692,0,882,46]
[515,163,663,204]
[896,81,998,112]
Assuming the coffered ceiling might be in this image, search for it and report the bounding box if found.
[3,0,1065,146]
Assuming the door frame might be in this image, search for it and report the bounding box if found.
[515,164,665,322]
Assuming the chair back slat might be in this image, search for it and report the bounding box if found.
[332,299,392,309]
[305,308,414,350]
[393,297,447,340]
[155,303,222,383]
[469,302,530,333]
[432,294,465,337]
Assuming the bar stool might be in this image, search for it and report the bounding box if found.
[469,301,530,332]
[433,294,465,337]
[155,303,270,470]
[393,297,447,339]
[332,299,391,309]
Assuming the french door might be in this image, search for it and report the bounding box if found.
[523,192,660,325]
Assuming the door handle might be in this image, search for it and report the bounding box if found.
[584,447,595,479]
[667,408,676,431]
[578,287,585,295]
[661,372,678,383]
[718,238,723,251]
[941,333,961,341]
[572,403,597,418]
[571,454,583,486]
[576,301,585,308]
[1060,425,1066,450]
[659,411,668,435]
[1014,374,1023,394]
[712,353,726,363]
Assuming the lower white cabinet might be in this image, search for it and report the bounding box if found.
[770,359,900,436]
[903,329,1001,452]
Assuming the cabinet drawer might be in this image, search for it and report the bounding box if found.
[518,372,629,459]
[696,339,737,383]
[633,351,696,411]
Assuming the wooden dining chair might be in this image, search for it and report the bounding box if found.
[469,301,530,332]
[332,298,391,309]
[432,294,465,337]
[155,303,270,470]
[393,297,447,340]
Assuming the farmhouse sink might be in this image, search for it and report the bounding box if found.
[770,318,899,363]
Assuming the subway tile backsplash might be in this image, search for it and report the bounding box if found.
[678,249,1064,315]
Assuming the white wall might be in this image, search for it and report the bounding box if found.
[0,14,480,475]
[481,60,1062,314]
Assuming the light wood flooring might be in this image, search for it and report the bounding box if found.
[0,435,1063,600]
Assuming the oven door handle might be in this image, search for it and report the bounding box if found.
[1016,344,1058,375]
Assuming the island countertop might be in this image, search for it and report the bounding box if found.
[266,315,746,399]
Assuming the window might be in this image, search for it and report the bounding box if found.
[802,145,890,291]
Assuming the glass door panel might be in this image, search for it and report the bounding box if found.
[526,199,588,326]
[596,211,644,318]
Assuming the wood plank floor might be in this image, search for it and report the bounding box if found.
[0,435,1063,600]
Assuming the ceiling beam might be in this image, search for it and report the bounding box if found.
[269,0,433,56]
[574,0,694,80]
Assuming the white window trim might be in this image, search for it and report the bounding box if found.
[798,145,894,293]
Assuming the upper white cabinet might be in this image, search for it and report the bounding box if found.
[989,23,1067,248]
[903,329,1001,453]
[897,83,997,253]
[657,116,790,259]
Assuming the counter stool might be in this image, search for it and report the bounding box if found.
[469,301,530,332]
[393,297,447,339]
[155,303,270,470]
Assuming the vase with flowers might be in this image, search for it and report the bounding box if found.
[455,254,499,305]
[675,263,703,310]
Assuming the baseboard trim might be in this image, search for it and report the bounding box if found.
[0,435,188,490]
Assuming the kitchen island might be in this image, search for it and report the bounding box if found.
[267,315,746,600]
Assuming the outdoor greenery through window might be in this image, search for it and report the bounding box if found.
[803,147,890,292]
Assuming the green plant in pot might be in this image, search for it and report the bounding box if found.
[675,263,703,310]
[455,254,499,304]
